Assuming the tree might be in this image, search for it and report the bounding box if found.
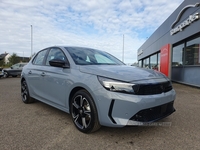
[0,58,5,67]
[8,53,19,66]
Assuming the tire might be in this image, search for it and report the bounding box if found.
[3,72,8,78]
[70,89,101,133]
[21,80,34,104]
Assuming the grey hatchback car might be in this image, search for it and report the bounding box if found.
[21,46,176,133]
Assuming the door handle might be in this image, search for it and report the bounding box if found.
[28,71,32,74]
[41,72,46,76]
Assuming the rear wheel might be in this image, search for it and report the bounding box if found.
[21,80,34,103]
[70,90,101,133]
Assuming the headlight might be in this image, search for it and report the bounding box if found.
[98,76,138,94]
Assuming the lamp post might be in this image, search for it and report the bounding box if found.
[31,25,33,57]
[122,34,124,62]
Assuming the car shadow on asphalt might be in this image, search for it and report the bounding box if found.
[32,100,173,136]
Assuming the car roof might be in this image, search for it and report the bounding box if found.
[44,46,97,50]
[15,62,28,64]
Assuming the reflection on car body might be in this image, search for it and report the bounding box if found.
[21,46,176,133]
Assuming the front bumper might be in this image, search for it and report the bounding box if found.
[0,72,3,78]
[130,101,175,121]
[0,74,3,78]
[0,69,3,78]
[94,88,176,127]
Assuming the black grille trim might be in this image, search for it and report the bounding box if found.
[130,101,175,122]
[108,99,116,124]
[135,81,172,95]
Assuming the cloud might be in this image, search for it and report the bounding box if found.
[0,0,183,63]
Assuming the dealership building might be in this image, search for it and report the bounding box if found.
[137,0,200,87]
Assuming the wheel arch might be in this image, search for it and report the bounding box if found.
[21,76,26,83]
[20,76,35,103]
[68,86,101,133]
[68,86,99,115]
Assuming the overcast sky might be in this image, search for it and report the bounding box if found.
[0,0,183,63]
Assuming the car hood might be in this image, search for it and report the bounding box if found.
[79,65,167,82]
[3,68,13,71]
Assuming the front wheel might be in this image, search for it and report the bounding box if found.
[3,72,8,78]
[70,90,101,133]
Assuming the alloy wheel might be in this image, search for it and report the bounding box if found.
[21,81,28,102]
[3,72,8,78]
[71,95,91,129]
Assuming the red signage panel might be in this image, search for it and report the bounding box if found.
[160,44,170,77]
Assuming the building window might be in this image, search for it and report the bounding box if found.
[150,54,157,70]
[158,53,160,71]
[172,43,184,67]
[138,60,142,67]
[185,37,200,65]
[144,57,149,68]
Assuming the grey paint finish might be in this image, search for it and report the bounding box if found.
[79,65,166,82]
[21,46,176,132]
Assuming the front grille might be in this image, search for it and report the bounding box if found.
[130,101,175,122]
[135,81,172,95]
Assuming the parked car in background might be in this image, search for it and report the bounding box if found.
[3,63,27,78]
[0,68,3,78]
[21,46,176,133]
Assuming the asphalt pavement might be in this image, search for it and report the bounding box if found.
[0,77,200,150]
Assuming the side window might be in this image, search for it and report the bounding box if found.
[33,49,48,65]
[19,64,25,67]
[45,48,67,66]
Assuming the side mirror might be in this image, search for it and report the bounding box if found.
[11,66,13,69]
[49,59,70,68]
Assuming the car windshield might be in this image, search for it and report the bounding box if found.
[11,64,19,69]
[65,47,125,65]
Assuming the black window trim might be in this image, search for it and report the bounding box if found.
[172,33,200,67]
[46,47,70,67]
[32,47,70,67]
[32,48,49,66]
